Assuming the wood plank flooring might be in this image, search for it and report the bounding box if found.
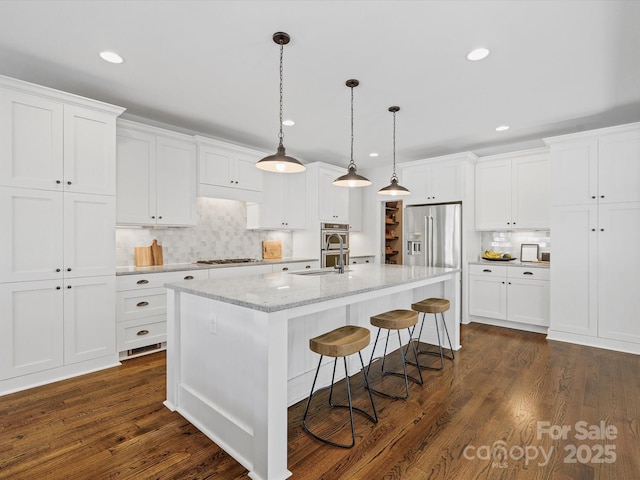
[1,323,638,479]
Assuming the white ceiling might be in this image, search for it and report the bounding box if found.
[1,0,640,171]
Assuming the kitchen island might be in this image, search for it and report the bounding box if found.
[164,264,460,480]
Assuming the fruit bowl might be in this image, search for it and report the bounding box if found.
[482,250,517,261]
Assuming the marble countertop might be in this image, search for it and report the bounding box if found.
[115,258,318,276]
[469,259,550,269]
[165,263,459,313]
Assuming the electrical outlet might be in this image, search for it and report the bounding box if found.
[209,316,217,335]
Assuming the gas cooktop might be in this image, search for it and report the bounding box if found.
[196,258,261,265]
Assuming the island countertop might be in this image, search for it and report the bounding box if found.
[164,263,459,313]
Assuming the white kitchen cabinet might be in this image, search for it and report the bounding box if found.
[0,85,119,195]
[475,148,550,230]
[116,120,197,226]
[547,124,640,206]
[0,280,64,380]
[348,188,363,231]
[0,275,116,379]
[546,123,640,353]
[196,136,263,203]
[116,269,207,359]
[350,256,375,265]
[0,188,115,283]
[246,171,306,230]
[469,264,549,327]
[400,159,462,205]
[318,165,349,223]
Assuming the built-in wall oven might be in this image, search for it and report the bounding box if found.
[320,222,349,268]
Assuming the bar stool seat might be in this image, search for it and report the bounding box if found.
[367,309,423,400]
[408,298,454,370]
[303,325,378,449]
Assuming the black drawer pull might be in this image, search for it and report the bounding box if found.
[136,279,149,285]
[136,301,149,307]
[282,267,289,271]
[136,330,149,336]
[184,275,194,280]
[305,265,311,269]
[483,269,492,273]
[523,271,534,275]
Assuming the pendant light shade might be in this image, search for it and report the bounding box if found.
[256,32,305,173]
[333,79,371,187]
[378,106,410,196]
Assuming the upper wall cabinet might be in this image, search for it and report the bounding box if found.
[318,164,349,223]
[398,153,475,205]
[0,79,122,195]
[116,120,197,227]
[195,136,263,203]
[246,171,306,230]
[475,148,550,230]
[545,123,640,207]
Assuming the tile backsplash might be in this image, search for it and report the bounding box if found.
[481,231,551,260]
[115,197,293,266]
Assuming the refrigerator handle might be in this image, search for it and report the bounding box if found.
[428,215,434,267]
[424,216,429,266]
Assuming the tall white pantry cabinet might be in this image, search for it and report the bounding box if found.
[545,123,640,354]
[0,75,125,394]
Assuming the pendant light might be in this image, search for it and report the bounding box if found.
[333,79,371,187]
[256,32,305,173]
[378,106,410,196]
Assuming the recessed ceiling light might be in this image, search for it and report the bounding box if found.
[369,152,379,157]
[496,125,510,132]
[282,119,295,126]
[100,51,124,64]
[466,48,490,61]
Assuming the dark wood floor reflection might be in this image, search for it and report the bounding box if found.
[1,323,638,479]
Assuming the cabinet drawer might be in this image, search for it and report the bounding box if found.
[507,267,550,281]
[116,269,208,291]
[116,287,167,322]
[469,264,508,277]
[117,316,166,350]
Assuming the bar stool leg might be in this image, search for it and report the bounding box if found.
[367,327,423,400]
[303,353,377,449]
[407,311,454,370]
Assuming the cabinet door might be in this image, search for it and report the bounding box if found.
[0,187,64,282]
[257,172,286,228]
[549,205,598,336]
[198,146,232,187]
[400,164,430,204]
[0,89,64,190]
[235,153,263,192]
[549,139,598,207]
[348,188,362,231]
[0,280,64,380]
[64,193,115,278]
[469,274,507,319]
[507,278,549,326]
[63,106,116,195]
[284,173,307,229]
[318,168,349,222]
[597,202,640,343]
[116,127,157,225]
[511,154,550,229]
[598,130,640,204]
[156,136,197,226]
[64,276,116,364]
[475,159,511,230]
[430,161,461,202]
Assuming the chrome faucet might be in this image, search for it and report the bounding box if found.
[326,234,345,274]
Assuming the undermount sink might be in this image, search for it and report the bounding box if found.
[290,269,348,276]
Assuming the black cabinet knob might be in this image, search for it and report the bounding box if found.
[67,181,72,185]
[67,285,72,289]
[56,180,61,184]
[56,286,61,290]
[56,268,61,272]
[67,268,72,272]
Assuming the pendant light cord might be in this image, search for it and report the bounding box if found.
[278,38,284,146]
[349,85,355,168]
[391,109,398,181]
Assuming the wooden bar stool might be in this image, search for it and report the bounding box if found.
[408,298,454,370]
[302,325,378,448]
[366,309,423,400]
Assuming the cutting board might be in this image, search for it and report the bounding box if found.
[151,239,163,265]
[134,240,163,266]
[262,240,282,260]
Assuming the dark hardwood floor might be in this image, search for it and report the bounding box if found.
[1,323,638,479]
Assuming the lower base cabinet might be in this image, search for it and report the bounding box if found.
[469,264,549,328]
[0,275,116,382]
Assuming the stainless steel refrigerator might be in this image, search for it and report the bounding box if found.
[404,202,462,269]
